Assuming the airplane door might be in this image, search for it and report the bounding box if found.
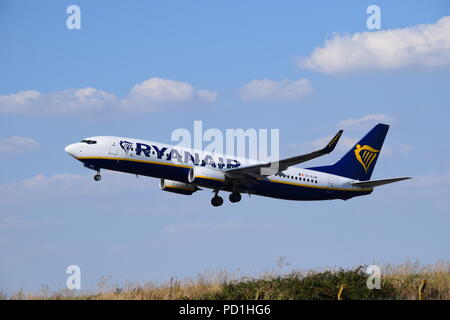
[327,177,334,194]
[109,138,118,155]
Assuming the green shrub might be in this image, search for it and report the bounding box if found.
[204,266,396,300]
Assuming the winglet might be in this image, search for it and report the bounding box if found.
[322,130,343,154]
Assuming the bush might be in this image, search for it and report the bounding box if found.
[203,266,396,300]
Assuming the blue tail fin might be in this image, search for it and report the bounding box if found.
[307,123,389,181]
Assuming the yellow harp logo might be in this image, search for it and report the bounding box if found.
[354,144,380,173]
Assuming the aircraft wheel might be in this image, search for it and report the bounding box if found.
[229,192,241,203]
[94,174,101,181]
[211,196,223,207]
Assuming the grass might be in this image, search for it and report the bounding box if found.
[4,261,450,300]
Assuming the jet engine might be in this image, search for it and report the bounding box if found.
[160,179,198,195]
[188,166,226,188]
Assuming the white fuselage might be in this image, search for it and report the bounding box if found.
[65,136,372,201]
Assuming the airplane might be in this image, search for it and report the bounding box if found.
[64,123,410,206]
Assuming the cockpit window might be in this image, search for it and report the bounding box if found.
[80,140,97,144]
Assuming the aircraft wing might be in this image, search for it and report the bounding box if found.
[351,177,411,188]
[225,130,343,178]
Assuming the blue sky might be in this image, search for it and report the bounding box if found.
[1,0,450,294]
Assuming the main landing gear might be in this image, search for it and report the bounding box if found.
[211,190,223,207]
[94,171,101,181]
[229,183,242,203]
[211,190,242,207]
[229,192,241,203]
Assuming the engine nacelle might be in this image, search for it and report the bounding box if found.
[188,166,226,188]
[160,179,198,195]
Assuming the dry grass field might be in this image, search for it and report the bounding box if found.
[4,261,449,300]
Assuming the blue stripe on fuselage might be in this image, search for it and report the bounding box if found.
[81,157,190,183]
[79,157,372,201]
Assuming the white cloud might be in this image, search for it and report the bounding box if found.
[378,143,412,158]
[0,136,39,153]
[407,172,450,187]
[239,78,312,101]
[0,87,117,115]
[0,77,217,115]
[0,171,155,205]
[0,174,86,201]
[0,173,83,206]
[307,134,412,159]
[4,171,151,191]
[338,114,395,130]
[0,90,41,113]
[195,89,218,102]
[129,78,194,102]
[308,135,358,154]
[299,16,450,74]
[307,115,411,158]
[20,173,85,189]
[121,78,217,111]
[398,143,413,155]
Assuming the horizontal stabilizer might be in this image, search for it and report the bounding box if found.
[351,177,411,188]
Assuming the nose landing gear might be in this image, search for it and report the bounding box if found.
[94,171,101,181]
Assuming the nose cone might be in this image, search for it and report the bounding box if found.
[65,143,78,158]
